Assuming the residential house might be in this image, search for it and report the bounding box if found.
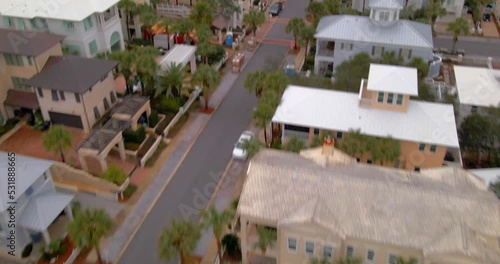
[314,0,433,76]
[0,28,64,123]
[0,152,74,256]
[0,0,124,58]
[25,56,119,133]
[237,147,500,264]
[453,65,500,119]
[350,0,465,19]
[272,64,460,171]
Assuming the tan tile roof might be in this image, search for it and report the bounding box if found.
[238,149,500,262]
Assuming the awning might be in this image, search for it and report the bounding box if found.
[212,14,230,30]
[19,192,74,231]
[4,89,39,109]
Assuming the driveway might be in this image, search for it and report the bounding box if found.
[118,43,289,264]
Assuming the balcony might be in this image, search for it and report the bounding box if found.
[317,41,335,57]
[104,10,117,22]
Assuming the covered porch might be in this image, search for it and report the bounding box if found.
[157,44,197,74]
[3,89,40,119]
[110,96,151,131]
[240,216,278,264]
[19,191,74,245]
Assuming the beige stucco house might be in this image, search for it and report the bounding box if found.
[0,28,64,123]
[25,56,119,132]
[272,64,460,172]
[237,146,500,264]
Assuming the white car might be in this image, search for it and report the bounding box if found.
[232,131,255,160]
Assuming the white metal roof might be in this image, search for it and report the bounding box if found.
[367,64,419,96]
[315,15,433,48]
[0,152,53,212]
[19,192,74,231]
[0,0,120,21]
[158,44,197,71]
[469,168,500,185]
[453,65,500,108]
[369,0,403,9]
[272,86,460,147]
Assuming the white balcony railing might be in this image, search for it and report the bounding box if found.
[157,3,191,18]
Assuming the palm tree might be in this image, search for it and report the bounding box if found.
[136,50,160,95]
[190,0,215,26]
[286,18,305,50]
[42,125,72,163]
[263,72,289,95]
[200,206,234,262]
[242,138,261,159]
[191,64,221,110]
[137,4,159,43]
[253,226,276,254]
[243,10,266,37]
[299,25,316,54]
[323,0,341,15]
[109,50,135,93]
[172,18,194,44]
[396,257,419,264]
[157,62,187,98]
[253,96,276,146]
[378,51,404,66]
[244,70,268,98]
[195,24,213,44]
[447,17,470,53]
[118,0,138,40]
[424,0,446,32]
[306,2,326,26]
[407,57,429,79]
[67,208,112,264]
[158,219,201,264]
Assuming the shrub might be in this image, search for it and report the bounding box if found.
[48,239,66,256]
[124,142,141,151]
[148,110,159,128]
[302,56,314,71]
[100,165,128,185]
[207,45,226,65]
[21,243,33,258]
[284,136,306,153]
[145,141,167,167]
[160,97,181,114]
[222,233,242,260]
[271,138,282,150]
[122,127,146,144]
[123,184,137,198]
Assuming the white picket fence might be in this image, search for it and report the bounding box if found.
[157,3,191,18]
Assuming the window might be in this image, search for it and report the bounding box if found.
[62,21,74,30]
[75,93,81,103]
[377,92,384,103]
[83,16,94,30]
[372,46,384,56]
[18,18,26,30]
[284,124,309,133]
[103,98,110,110]
[4,54,24,66]
[387,93,394,104]
[471,105,478,113]
[27,56,33,65]
[51,90,59,101]
[3,17,15,28]
[314,128,320,135]
[88,40,98,55]
[414,167,420,172]
[367,249,375,262]
[346,246,354,258]
[94,107,100,119]
[367,160,373,164]
[110,92,116,103]
[11,77,28,89]
[396,94,404,105]
[388,254,398,264]
[305,241,314,255]
[419,143,425,151]
[378,11,390,21]
[323,245,333,259]
[393,11,398,21]
[336,131,343,139]
[65,44,81,56]
[399,48,412,59]
[37,87,44,98]
[341,43,353,51]
[287,237,297,252]
[59,91,65,101]
[430,144,437,153]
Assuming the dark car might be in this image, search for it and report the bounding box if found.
[269,2,283,16]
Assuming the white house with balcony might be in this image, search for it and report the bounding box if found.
[0,0,125,58]
[351,0,465,19]
[314,0,433,76]
[0,153,74,257]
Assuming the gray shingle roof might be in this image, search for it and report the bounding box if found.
[238,149,500,262]
[315,15,433,48]
[0,28,64,56]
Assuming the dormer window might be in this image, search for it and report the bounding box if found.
[379,11,390,22]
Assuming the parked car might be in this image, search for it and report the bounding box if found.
[269,2,283,16]
[232,131,255,160]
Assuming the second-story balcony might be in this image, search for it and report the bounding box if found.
[317,40,335,57]
[104,9,117,22]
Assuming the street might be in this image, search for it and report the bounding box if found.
[433,35,500,58]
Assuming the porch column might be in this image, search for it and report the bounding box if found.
[131,121,138,131]
[117,140,126,161]
[241,216,248,264]
[99,157,108,172]
[79,155,89,171]
[190,56,197,73]
[308,127,314,146]
[42,230,51,245]
[65,204,74,221]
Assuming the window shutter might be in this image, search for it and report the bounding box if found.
[371,46,375,55]
[398,49,402,57]
[408,49,413,59]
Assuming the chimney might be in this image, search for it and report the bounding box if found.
[322,135,335,156]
